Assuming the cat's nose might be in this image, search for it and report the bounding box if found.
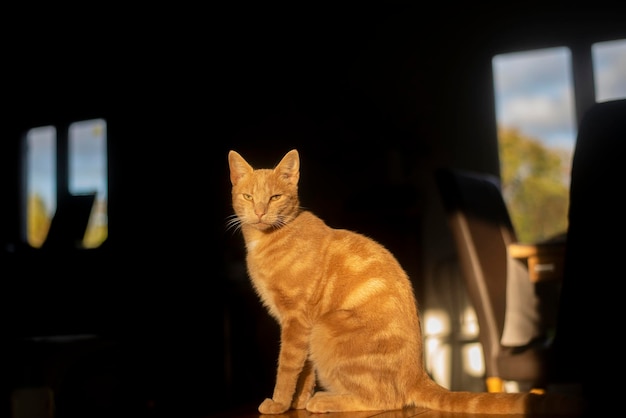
[254,204,267,219]
[254,208,266,220]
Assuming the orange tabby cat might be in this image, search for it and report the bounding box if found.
[227,149,584,415]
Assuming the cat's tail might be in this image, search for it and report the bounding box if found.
[410,377,586,416]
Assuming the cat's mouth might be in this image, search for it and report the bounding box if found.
[251,220,274,230]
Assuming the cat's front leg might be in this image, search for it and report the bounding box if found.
[258,317,311,414]
[291,359,316,409]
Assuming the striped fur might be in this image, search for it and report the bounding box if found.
[228,149,584,416]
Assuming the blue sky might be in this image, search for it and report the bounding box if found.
[593,39,626,102]
[493,39,626,152]
[27,119,107,216]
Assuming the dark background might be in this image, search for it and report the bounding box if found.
[1,3,625,417]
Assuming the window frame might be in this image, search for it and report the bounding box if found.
[21,118,109,249]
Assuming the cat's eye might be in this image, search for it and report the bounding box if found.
[270,194,281,201]
[243,193,253,201]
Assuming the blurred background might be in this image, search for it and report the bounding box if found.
[1,3,624,417]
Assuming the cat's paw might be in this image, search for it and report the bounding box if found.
[306,394,332,413]
[258,398,290,414]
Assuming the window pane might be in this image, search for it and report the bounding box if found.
[69,119,108,248]
[592,39,626,102]
[25,126,57,248]
[492,47,576,243]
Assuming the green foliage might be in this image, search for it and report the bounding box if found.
[83,200,108,249]
[498,127,571,243]
[27,193,108,248]
[27,193,50,248]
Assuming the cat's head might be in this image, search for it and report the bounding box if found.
[228,149,301,231]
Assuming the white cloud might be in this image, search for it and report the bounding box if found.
[493,47,571,97]
[499,89,576,148]
[593,39,626,102]
[493,47,577,149]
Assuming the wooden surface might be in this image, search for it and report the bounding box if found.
[206,404,583,418]
[509,241,566,282]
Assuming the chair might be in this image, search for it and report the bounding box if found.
[41,192,96,250]
[548,98,626,409]
[434,168,556,393]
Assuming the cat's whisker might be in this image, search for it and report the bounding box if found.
[272,218,287,230]
[225,214,243,234]
[224,213,239,224]
[274,215,295,230]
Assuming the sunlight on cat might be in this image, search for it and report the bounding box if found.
[228,149,586,416]
[342,278,387,310]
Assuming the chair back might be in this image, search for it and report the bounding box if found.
[435,168,515,381]
[549,98,626,405]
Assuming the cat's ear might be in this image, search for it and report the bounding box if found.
[275,149,300,185]
[228,150,254,186]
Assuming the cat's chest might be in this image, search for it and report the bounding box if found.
[245,242,298,289]
[244,235,320,318]
[245,251,288,322]
[245,233,312,279]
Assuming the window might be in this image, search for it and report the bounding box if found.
[592,39,626,102]
[492,47,575,243]
[25,126,57,248]
[492,39,626,243]
[23,119,108,249]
